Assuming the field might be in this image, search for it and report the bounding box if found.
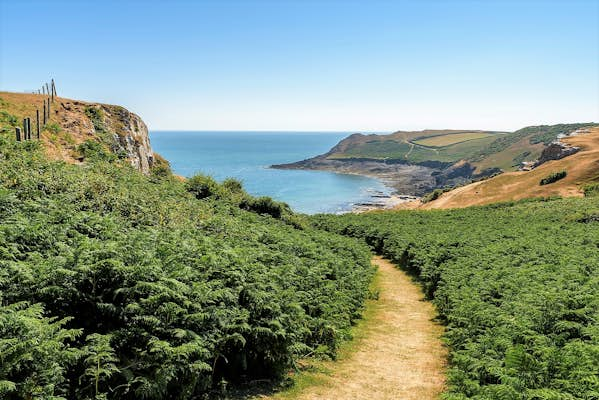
[412,131,495,147]
[312,196,599,399]
[328,134,500,164]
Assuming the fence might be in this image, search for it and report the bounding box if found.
[15,79,57,142]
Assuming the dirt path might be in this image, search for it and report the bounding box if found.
[268,256,447,400]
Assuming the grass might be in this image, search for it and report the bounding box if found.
[412,132,494,147]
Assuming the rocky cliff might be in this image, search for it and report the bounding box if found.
[59,100,155,174]
[0,92,157,175]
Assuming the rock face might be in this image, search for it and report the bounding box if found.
[101,105,154,174]
[533,142,579,168]
[58,100,154,174]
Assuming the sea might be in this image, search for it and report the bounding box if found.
[149,131,393,214]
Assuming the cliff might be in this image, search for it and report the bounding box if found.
[0,91,159,175]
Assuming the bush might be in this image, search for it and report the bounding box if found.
[185,174,219,199]
[421,188,444,203]
[77,140,116,162]
[44,122,62,134]
[240,196,284,218]
[540,170,567,185]
[583,182,599,197]
[222,178,244,193]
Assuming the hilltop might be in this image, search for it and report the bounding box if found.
[272,124,598,196]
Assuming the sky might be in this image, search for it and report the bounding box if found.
[1,0,598,132]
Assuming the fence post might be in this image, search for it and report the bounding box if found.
[51,79,56,99]
[36,110,40,139]
[16,127,21,142]
[47,98,51,118]
[22,119,27,140]
[27,118,32,140]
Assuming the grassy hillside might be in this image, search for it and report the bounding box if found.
[420,127,599,209]
[0,100,375,399]
[326,129,505,164]
[325,124,598,171]
[312,196,599,399]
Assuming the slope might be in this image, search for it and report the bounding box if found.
[421,126,599,209]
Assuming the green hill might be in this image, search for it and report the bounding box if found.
[326,124,598,170]
[273,124,598,195]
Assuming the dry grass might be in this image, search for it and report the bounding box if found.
[413,132,493,147]
[260,257,447,400]
[419,127,599,209]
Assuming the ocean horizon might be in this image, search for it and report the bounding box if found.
[150,130,394,214]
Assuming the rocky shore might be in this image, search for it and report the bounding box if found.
[349,193,419,213]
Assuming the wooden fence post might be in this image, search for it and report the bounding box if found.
[43,101,47,125]
[51,79,56,99]
[47,98,51,117]
[27,118,32,140]
[36,110,40,139]
[22,119,27,140]
[16,127,21,142]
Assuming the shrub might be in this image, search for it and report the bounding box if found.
[540,170,567,185]
[583,182,599,197]
[185,174,219,199]
[77,140,115,162]
[45,122,62,134]
[222,178,244,193]
[240,196,284,218]
[421,188,444,203]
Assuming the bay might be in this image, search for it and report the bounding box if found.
[150,131,393,214]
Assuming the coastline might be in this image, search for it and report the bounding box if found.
[348,192,419,213]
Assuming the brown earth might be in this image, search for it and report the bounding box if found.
[263,257,447,400]
[417,127,599,209]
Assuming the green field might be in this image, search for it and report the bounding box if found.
[329,134,500,164]
[412,131,495,147]
[312,198,599,399]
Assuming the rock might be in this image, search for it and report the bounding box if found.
[100,105,154,174]
[532,142,579,168]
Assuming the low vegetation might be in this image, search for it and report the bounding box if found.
[312,198,599,399]
[0,134,374,399]
[540,171,567,186]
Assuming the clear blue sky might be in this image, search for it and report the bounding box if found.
[1,0,598,131]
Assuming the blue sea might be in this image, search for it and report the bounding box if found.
[149,131,393,214]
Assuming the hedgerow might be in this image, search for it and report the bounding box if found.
[311,198,599,399]
[0,135,373,399]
